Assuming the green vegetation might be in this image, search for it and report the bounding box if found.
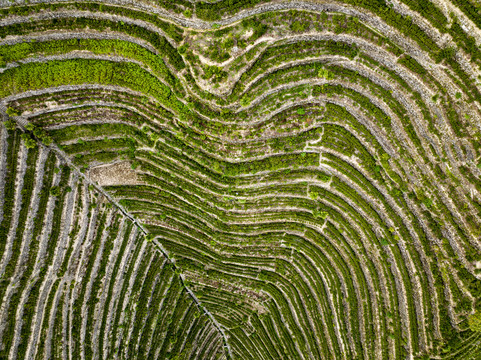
[469,311,481,332]
[0,1,480,359]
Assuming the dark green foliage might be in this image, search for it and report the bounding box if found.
[398,55,426,75]
[0,2,480,360]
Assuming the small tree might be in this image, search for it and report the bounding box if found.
[49,186,61,197]
[42,136,53,146]
[240,97,251,107]
[21,133,36,149]
[290,20,307,32]
[318,68,333,79]
[4,120,16,131]
[6,107,20,117]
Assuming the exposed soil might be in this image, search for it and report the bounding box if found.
[89,161,142,186]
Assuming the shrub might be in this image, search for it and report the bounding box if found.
[6,107,20,116]
[20,133,36,149]
[468,311,481,331]
[49,186,61,197]
[4,120,16,130]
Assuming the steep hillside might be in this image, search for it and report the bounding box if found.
[1,0,481,359]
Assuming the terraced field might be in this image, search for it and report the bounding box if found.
[1,0,481,359]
